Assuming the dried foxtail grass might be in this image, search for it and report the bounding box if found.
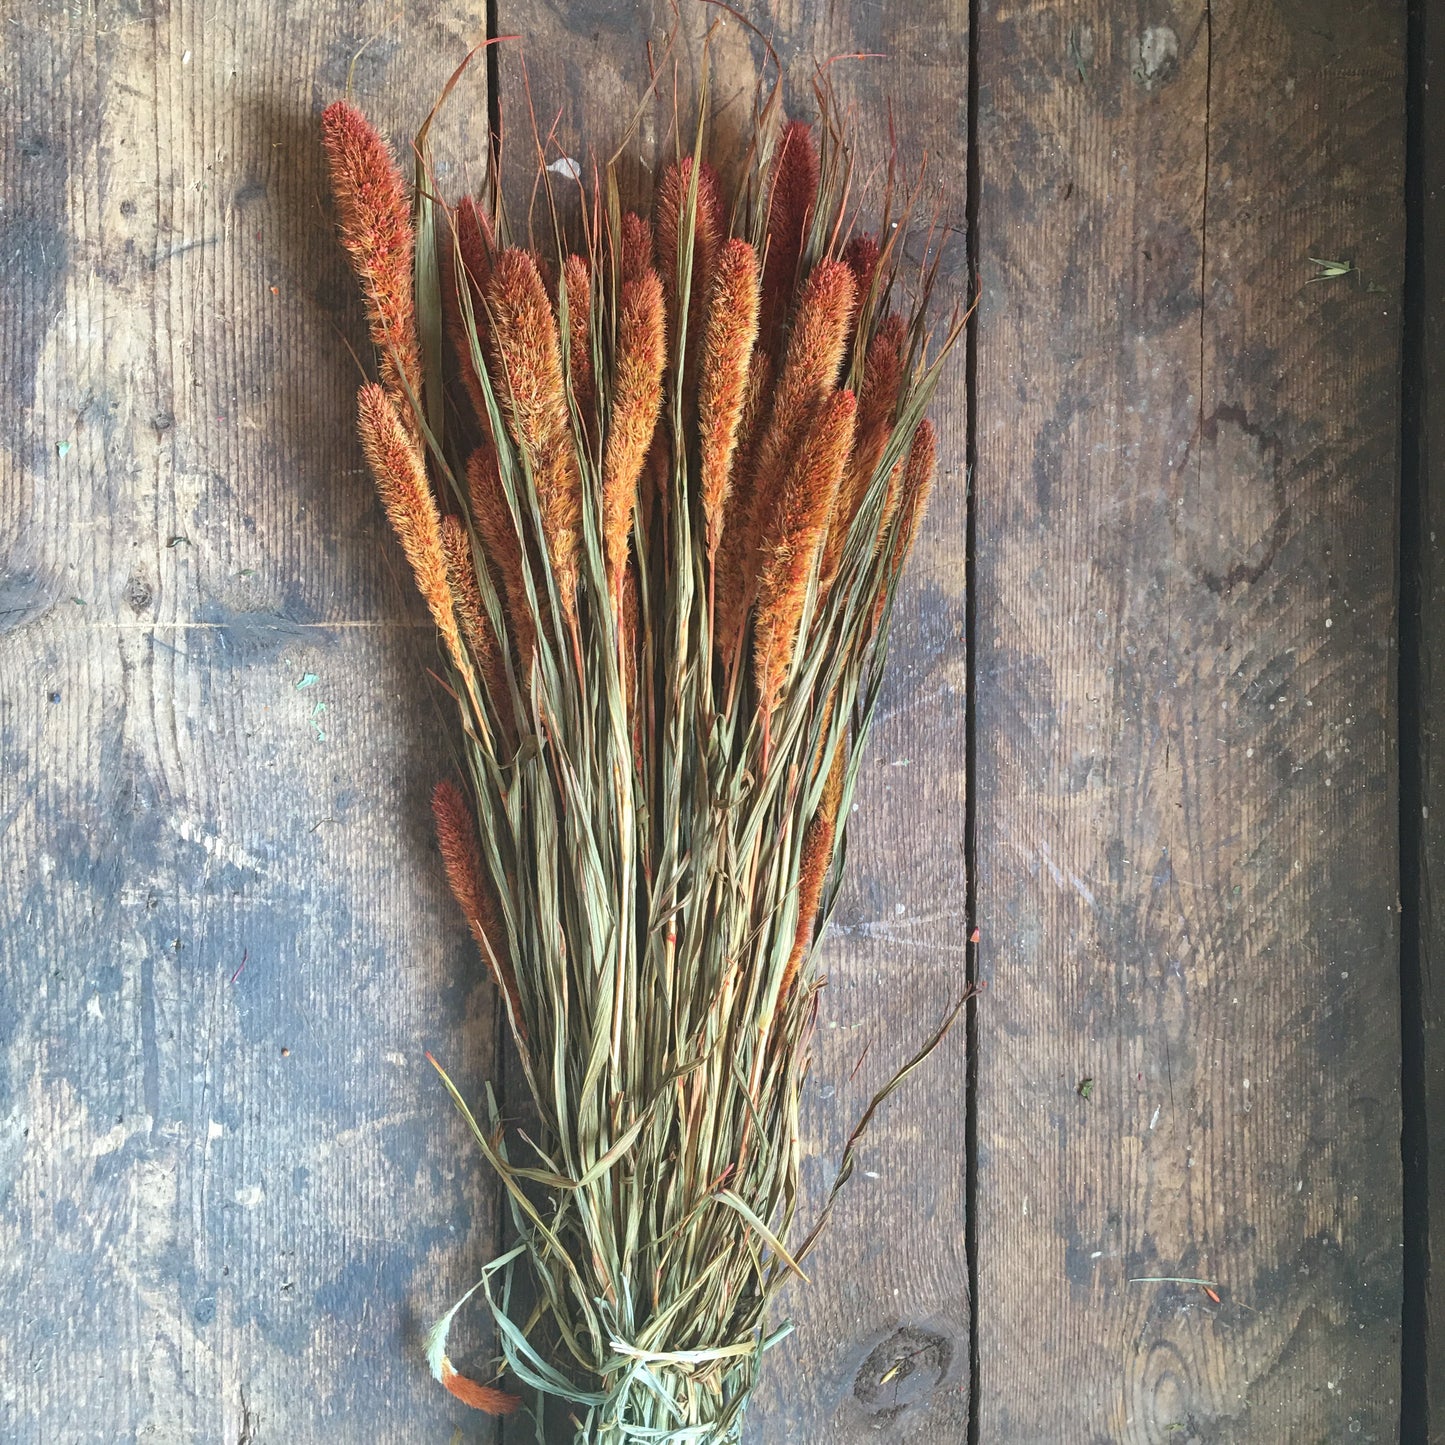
[354,382,465,677]
[486,248,585,626]
[602,268,666,599]
[697,238,761,563]
[325,59,965,1445]
[322,102,423,410]
[753,388,857,720]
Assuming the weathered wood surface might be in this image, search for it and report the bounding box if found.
[972,1,1405,1441]
[0,1,1416,1443]
[1405,0,1445,1434]
[0,6,502,1443]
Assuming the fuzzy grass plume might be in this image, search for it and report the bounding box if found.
[323,64,963,1444]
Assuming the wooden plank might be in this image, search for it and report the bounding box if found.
[0,6,502,1442]
[973,2,1404,1439]
[1404,0,1445,1431]
[489,5,973,1440]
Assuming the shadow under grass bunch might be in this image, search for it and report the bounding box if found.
[322,76,959,1444]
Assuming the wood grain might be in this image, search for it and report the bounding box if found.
[0,5,505,1442]
[489,3,972,1440]
[972,1,1404,1440]
[1405,0,1445,1433]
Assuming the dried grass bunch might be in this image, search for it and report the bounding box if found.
[323,60,961,1444]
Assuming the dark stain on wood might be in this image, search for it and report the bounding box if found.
[1182,405,1289,596]
[851,1321,957,1419]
